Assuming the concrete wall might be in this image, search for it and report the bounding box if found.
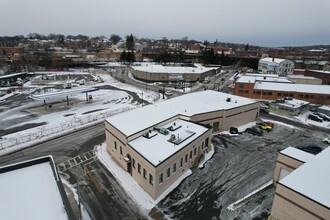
[273,153,304,186]
[271,184,330,220]
[153,129,212,199]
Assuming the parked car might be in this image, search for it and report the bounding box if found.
[159,89,165,93]
[257,122,272,132]
[260,108,269,114]
[313,112,330,121]
[308,114,323,122]
[264,121,274,128]
[165,91,172,96]
[229,127,238,134]
[245,126,263,136]
[323,138,330,144]
[297,144,323,155]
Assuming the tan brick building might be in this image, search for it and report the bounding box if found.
[131,64,218,82]
[105,91,259,199]
[271,147,330,220]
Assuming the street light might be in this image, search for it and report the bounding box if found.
[77,170,96,220]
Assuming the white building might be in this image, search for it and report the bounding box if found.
[258,57,294,76]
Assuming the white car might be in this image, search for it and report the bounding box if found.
[323,138,330,144]
[165,91,172,96]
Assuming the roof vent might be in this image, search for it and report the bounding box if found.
[226,97,231,102]
[169,134,176,142]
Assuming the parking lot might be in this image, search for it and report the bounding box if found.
[157,120,329,219]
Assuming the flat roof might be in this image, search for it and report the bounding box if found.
[275,98,310,108]
[288,75,320,80]
[254,82,330,95]
[0,156,70,220]
[106,91,257,137]
[307,70,330,75]
[30,87,99,100]
[260,57,287,64]
[132,64,216,74]
[129,119,208,166]
[280,147,315,163]
[236,74,293,83]
[280,146,330,208]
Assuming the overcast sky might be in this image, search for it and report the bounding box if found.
[1,0,330,47]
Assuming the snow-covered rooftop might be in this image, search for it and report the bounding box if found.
[132,64,216,74]
[129,119,209,166]
[260,57,286,64]
[30,87,98,100]
[307,70,330,75]
[106,90,257,137]
[0,156,70,220]
[280,147,315,163]
[279,146,330,208]
[275,98,310,109]
[288,75,320,80]
[236,74,293,83]
[254,82,330,94]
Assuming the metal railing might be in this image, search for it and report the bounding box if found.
[0,106,136,150]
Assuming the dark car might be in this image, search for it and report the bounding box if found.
[313,112,330,121]
[260,108,269,114]
[308,114,322,122]
[245,126,263,136]
[229,127,238,134]
[297,144,323,155]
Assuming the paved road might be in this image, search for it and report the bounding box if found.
[261,112,330,133]
[0,123,105,167]
[0,122,147,219]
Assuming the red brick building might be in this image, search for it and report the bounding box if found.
[233,74,330,105]
[293,69,330,85]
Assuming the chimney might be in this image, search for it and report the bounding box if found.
[272,57,275,62]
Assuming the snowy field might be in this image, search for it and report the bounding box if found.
[0,71,160,155]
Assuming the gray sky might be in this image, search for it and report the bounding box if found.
[1,0,330,47]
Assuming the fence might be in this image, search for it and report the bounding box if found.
[0,106,136,150]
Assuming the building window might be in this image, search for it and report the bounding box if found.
[149,174,153,185]
[138,163,141,174]
[298,94,303,98]
[238,90,243,93]
[244,90,249,94]
[167,168,170,178]
[143,168,147,179]
[180,158,183,167]
[239,83,244,88]
[202,142,204,149]
[120,146,122,155]
[289,94,294,97]
[189,151,193,159]
[205,138,209,148]
[132,158,135,168]
[194,147,197,156]
[267,92,272,95]
[305,95,309,98]
[114,141,117,150]
[159,173,163,184]
[173,163,176,173]
[256,91,261,95]
[185,154,188,163]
